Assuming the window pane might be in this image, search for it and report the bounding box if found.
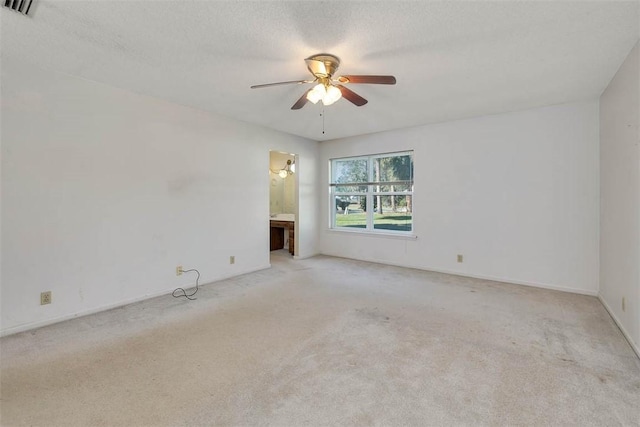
[372,195,412,232]
[373,154,413,183]
[330,152,413,235]
[334,196,367,229]
[333,159,368,184]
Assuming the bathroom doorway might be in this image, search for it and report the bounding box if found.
[269,151,297,256]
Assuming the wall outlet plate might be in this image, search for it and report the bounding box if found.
[457,254,463,263]
[176,265,183,276]
[622,297,626,312]
[230,256,235,265]
[40,291,52,305]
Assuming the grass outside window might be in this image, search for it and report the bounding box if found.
[336,212,412,232]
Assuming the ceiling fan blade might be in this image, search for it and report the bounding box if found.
[337,75,396,85]
[337,85,368,107]
[251,80,311,89]
[305,59,328,77]
[291,89,312,110]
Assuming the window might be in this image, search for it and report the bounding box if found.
[330,151,413,234]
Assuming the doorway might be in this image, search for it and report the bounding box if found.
[269,151,297,256]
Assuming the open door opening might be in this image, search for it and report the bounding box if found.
[269,151,297,257]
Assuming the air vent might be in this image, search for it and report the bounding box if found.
[3,0,34,15]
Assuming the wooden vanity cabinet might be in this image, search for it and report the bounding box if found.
[270,220,294,255]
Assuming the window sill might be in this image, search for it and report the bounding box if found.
[325,228,418,240]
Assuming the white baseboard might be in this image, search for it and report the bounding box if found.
[294,252,320,260]
[422,266,598,296]
[319,251,598,296]
[598,294,640,360]
[0,264,271,338]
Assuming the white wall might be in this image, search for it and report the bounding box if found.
[319,102,600,295]
[0,58,319,335]
[599,41,640,355]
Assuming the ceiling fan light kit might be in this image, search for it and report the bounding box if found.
[306,83,326,104]
[251,53,396,110]
[307,82,342,106]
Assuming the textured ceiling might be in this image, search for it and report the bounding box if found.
[1,1,639,141]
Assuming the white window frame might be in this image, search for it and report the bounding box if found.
[329,151,414,235]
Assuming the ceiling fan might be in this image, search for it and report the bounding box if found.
[250,53,396,110]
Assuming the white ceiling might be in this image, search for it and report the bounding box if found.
[2,1,638,141]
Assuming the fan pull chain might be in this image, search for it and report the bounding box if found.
[321,107,325,135]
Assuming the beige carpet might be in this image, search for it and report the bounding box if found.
[1,252,639,426]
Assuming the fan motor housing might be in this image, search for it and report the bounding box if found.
[306,53,340,78]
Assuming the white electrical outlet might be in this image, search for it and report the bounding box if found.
[176,265,183,276]
[41,291,52,305]
[457,254,463,263]
[230,256,235,265]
